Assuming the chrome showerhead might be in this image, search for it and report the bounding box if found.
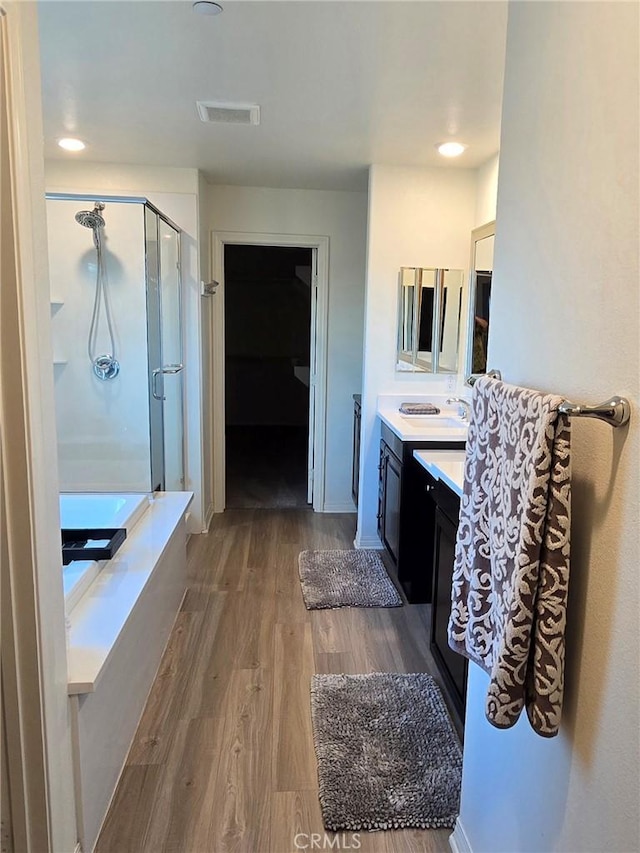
[75,203,105,229]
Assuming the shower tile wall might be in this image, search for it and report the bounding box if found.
[46,199,152,492]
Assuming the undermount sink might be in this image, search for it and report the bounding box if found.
[398,415,467,429]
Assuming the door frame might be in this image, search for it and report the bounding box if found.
[1,4,77,850]
[210,231,329,512]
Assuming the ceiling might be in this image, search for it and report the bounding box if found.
[38,1,508,192]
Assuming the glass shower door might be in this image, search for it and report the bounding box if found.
[158,218,184,490]
[146,206,184,492]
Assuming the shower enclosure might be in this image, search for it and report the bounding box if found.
[45,194,185,493]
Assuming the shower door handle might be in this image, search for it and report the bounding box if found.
[152,364,184,401]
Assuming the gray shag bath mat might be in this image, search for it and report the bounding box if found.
[298,549,402,609]
[310,672,462,831]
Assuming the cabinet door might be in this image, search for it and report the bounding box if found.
[400,468,437,601]
[381,445,402,564]
[432,507,467,717]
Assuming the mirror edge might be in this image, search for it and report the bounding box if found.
[464,220,496,379]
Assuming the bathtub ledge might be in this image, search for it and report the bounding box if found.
[66,491,193,695]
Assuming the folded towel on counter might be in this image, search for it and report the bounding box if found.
[448,375,571,737]
[398,402,441,415]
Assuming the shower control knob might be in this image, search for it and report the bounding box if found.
[93,355,120,381]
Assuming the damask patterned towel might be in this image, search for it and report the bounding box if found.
[448,376,571,737]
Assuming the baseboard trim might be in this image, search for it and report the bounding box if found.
[449,818,473,853]
[354,534,384,550]
[203,502,214,532]
[321,502,357,514]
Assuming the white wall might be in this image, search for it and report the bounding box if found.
[45,161,199,195]
[356,165,477,546]
[45,162,206,531]
[456,4,639,852]
[475,153,499,228]
[206,184,368,512]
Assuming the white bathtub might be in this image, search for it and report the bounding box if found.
[60,492,149,532]
[60,493,150,611]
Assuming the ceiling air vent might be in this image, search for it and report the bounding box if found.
[196,101,260,125]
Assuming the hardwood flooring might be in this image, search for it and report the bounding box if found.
[95,510,453,853]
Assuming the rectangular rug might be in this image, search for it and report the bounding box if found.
[310,672,462,831]
[298,549,402,609]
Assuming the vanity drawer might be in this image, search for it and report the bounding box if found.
[380,421,404,459]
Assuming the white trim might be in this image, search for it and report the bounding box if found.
[322,502,358,514]
[464,219,495,378]
[210,230,330,513]
[307,250,318,503]
[69,697,85,851]
[354,534,384,549]
[1,5,77,851]
[449,818,473,853]
[203,501,214,532]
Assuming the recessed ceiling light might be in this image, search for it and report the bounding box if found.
[437,142,467,158]
[192,1,223,14]
[58,137,86,152]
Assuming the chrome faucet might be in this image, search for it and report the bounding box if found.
[446,397,472,421]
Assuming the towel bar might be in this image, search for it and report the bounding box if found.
[465,369,502,387]
[465,371,630,428]
[558,396,630,427]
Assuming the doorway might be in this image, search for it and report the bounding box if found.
[224,244,313,509]
[211,231,329,514]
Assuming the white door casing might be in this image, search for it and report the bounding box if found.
[1,4,77,851]
[210,231,329,513]
[307,249,318,503]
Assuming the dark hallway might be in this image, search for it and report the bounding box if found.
[224,244,313,509]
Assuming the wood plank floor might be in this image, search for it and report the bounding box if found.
[95,510,454,853]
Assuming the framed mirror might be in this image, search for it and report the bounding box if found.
[415,268,438,371]
[465,221,495,377]
[397,267,418,368]
[397,266,464,373]
[438,268,465,374]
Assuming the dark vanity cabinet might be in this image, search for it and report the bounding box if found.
[377,422,464,603]
[352,395,361,507]
[378,439,403,563]
[430,479,468,721]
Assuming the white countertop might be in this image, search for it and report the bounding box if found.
[66,491,193,695]
[377,395,469,442]
[413,449,467,497]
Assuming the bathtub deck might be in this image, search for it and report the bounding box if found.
[67,492,193,694]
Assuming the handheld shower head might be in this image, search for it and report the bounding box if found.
[75,203,105,229]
